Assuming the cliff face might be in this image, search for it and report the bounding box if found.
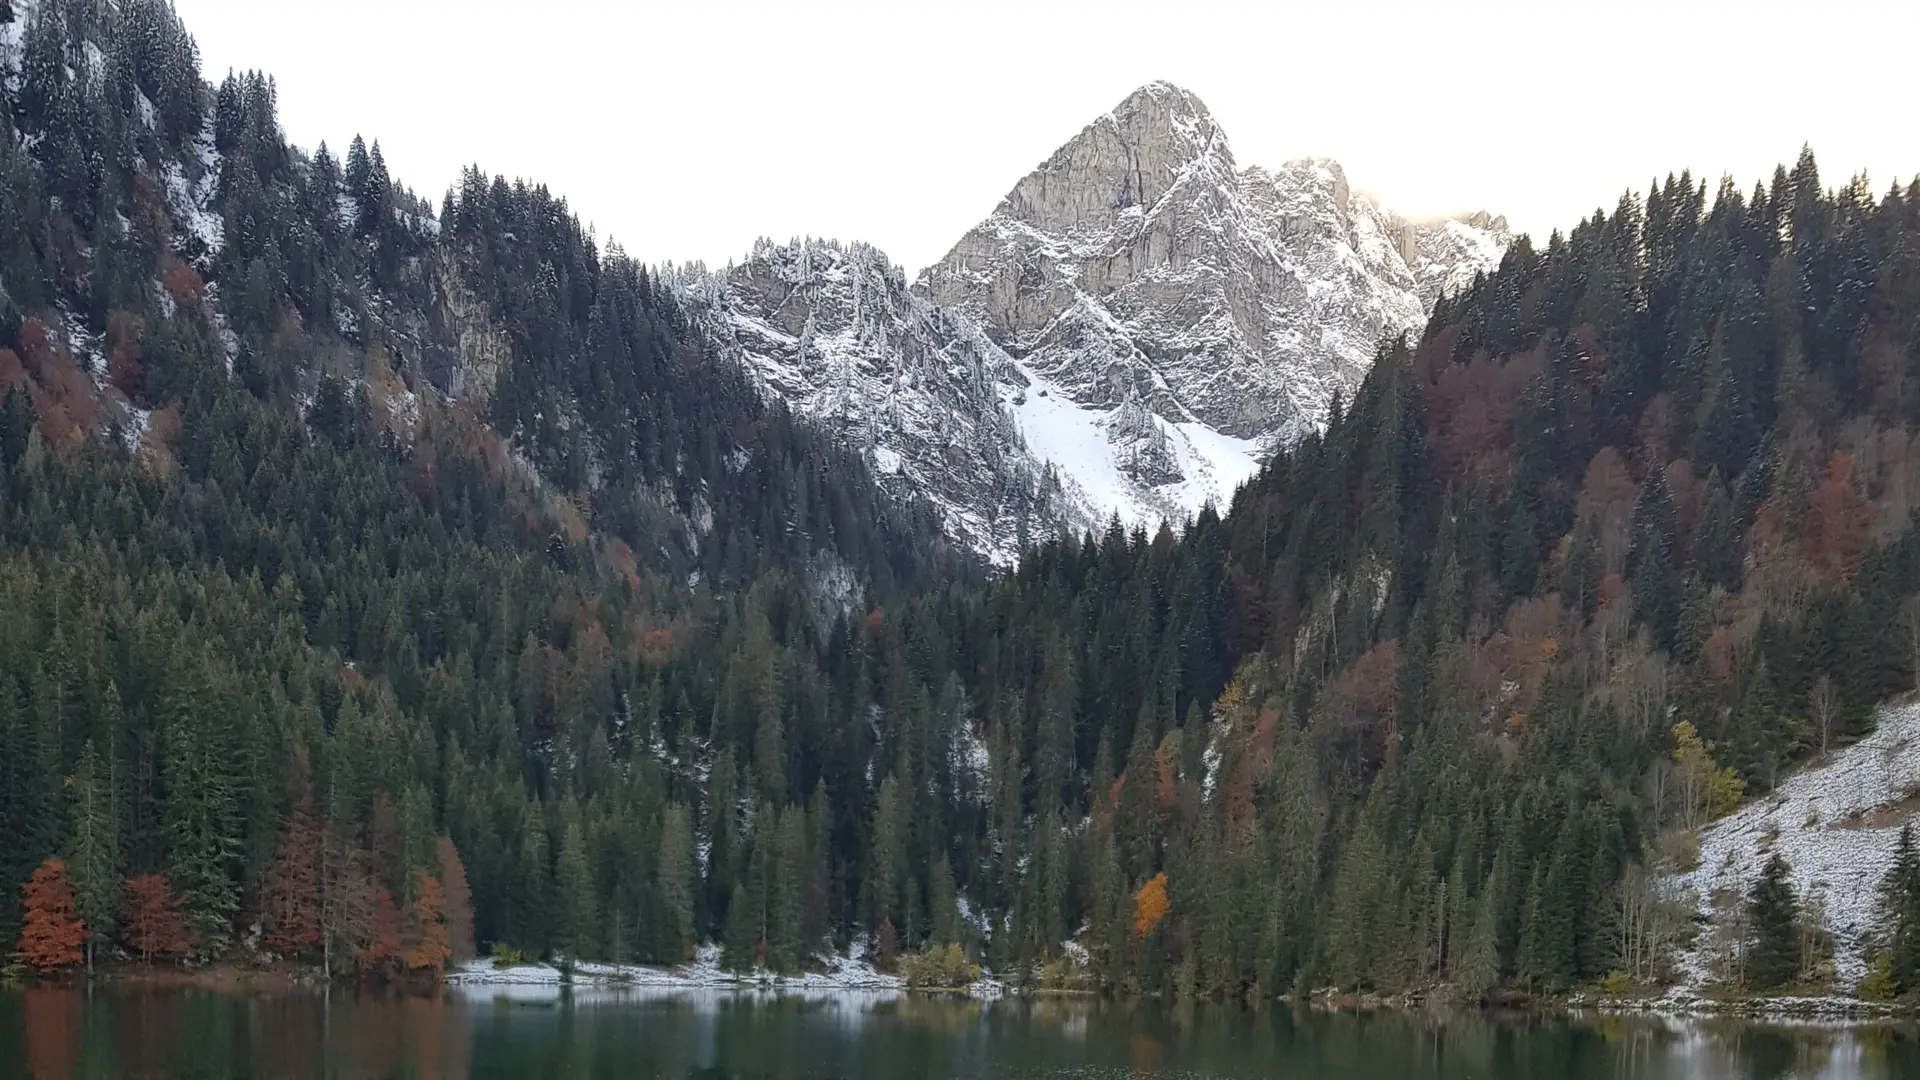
[919,82,1509,446]
[673,240,1083,564]
[684,83,1509,560]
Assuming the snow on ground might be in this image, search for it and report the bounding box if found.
[446,943,904,995]
[1672,700,1920,993]
[1005,360,1261,530]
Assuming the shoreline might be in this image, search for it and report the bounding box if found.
[15,963,1920,1024]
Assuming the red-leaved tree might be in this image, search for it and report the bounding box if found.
[1807,451,1877,582]
[357,885,404,977]
[405,871,452,976]
[261,796,324,958]
[120,874,194,964]
[435,836,476,962]
[18,858,86,972]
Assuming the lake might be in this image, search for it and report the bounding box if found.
[3,984,1920,1078]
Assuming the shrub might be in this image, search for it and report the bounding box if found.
[490,943,536,968]
[898,943,979,988]
[1037,954,1091,991]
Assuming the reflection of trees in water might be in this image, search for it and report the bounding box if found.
[12,989,1920,1077]
[22,987,79,1080]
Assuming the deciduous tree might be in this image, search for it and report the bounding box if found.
[119,874,193,965]
[18,858,85,972]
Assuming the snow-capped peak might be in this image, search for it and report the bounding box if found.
[682,84,1507,561]
[921,82,1509,446]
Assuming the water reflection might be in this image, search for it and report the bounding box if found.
[2,984,1919,1078]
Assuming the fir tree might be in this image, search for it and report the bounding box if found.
[1746,852,1800,990]
[64,739,118,975]
[1884,824,1920,993]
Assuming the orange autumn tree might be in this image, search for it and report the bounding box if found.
[358,885,405,977]
[261,795,325,958]
[1806,451,1877,582]
[1133,872,1170,940]
[405,871,452,975]
[120,874,194,964]
[18,858,87,972]
[435,836,476,962]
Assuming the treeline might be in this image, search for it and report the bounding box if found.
[10,0,1920,1002]
[0,0,962,980]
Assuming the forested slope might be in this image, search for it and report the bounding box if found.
[9,0,1920,1002]
[0,0,964,977]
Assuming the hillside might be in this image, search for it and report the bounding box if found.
[8,0,1920,1007]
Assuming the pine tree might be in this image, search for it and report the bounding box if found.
[160,670,242,961]
[867,776,903,936]
[654,803,694,962]
[1884,824,1920,993]
[554,819,597,964]
[64,740,118,975]
[722,881,757,972]
[1745,852,1800,990]
[765,806,803,972]
[1456,887,1501,998]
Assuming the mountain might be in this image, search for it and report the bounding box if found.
[671,240,1083,563]
[920,81,1509,448]
[19,0,1920,1012]
[688,84,1506,559]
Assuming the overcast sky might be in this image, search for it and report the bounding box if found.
[171,0,1917,275]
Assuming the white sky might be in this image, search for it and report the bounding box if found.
[172,0,1918,275]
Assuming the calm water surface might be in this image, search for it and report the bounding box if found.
[4,983,1920,1079]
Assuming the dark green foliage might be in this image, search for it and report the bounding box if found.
[7,0,1920,1001]
[1745,852,1800,990]
[1885,825,1920,994]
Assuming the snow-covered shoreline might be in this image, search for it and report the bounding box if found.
[445,944,1016,1000]
[447,945,903,993]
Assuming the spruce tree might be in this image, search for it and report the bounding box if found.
[654,803,694,962]
[1885,824,1920,993]
[1745,852,1800,990]
[65,739,118,975]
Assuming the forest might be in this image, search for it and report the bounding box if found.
[9,0,1920,1001]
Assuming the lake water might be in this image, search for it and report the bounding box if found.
[3,984,1919,1078]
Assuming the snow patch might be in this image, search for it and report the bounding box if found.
[1672,701,1920,992]
[447,943,905,995]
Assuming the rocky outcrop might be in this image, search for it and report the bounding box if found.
[670,240,1086,563]
[919,81,1508,445]
[677,83,1508,562]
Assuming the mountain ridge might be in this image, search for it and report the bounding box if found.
[688,81,1509,558]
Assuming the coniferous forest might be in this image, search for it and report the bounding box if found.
[10,0,1920,1002]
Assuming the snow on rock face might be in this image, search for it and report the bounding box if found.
[668,84,1502,561]
[919,81,1509,446]
[673,239,1082,563]
[674,238,1262,561]
[1672,701,1920,992]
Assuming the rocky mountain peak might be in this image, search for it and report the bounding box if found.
[689,87,1510,561]
[999,81,1233,233]
[919,84,1510,448]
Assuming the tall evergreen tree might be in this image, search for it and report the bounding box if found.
[1745,852,1800,990]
